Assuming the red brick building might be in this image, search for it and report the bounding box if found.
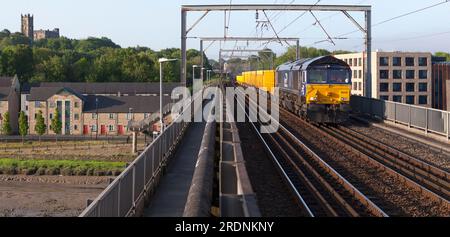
[432,62,450,111]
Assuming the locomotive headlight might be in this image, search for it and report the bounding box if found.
[340,97,348,101]
[310,96,318,101]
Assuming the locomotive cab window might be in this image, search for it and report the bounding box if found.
[329,69,350,84]
[308,70,327,84]
[308,68,350,84]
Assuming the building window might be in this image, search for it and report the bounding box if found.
[419,96,428,105]
[353,70,357,79]
[91,125,97,132]
[380,96,389,101]
[74,114,79,120]
[35,101,41,107]
[380,70,389,79]
[109,125,114,132]
[349,58,353,66]
[127,113,132,120]
[393,57,402,66]
[419,70,428,79]
[358,70,362,79]
[74,125,78,130]
[109,113,115,119]
[406,95,415,104]
[49,113,53,119]
[74,102,79,108]
[379,57,389,66]
[393,70,402,79]
[393,96,402,103]
[358,82,362,91]
[406,70,415,79]
[406,83,415,92]
[358,58,362,67]
[405,57,415,66]
[92,113,97,119]
[354,58,357,66]
[393,83,402,92]
[418,57,428,66]
[380,83,389,92]
[353,82,357,90]
[25,105,28,111]
[418,83,428,92]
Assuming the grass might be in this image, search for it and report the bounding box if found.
[0,158,126,176]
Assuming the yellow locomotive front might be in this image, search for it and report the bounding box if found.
[276,56,352,124]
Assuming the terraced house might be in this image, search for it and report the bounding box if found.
[0,76,21,134]
[26,83,177,136]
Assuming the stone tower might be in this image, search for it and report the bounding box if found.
[21,14,34,41]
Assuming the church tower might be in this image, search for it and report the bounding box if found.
[21,14,34,41]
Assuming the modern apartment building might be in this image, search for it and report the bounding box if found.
[335,51,432,107]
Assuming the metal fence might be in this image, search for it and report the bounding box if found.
[79,91,202,217]
[351,96,450,140]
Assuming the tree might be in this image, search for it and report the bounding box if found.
[0,45,34,82]
[35,110,46,142]
[18,111,28,143]
[51,108,62,142]
[1,112,12,135]
[434,52,450,61]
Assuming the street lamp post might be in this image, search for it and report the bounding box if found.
[192,65,199,82]
[95,97,98,140]
[159,58,178,134]
[207,70,212,83]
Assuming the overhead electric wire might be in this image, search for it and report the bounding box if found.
[337,0,450,38]
[295,0,369,36]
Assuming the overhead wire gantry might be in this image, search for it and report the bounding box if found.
[181,4,372,97]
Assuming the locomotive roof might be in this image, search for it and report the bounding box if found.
[276,55,348,71]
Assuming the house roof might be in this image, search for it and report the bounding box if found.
[28,87,85,101]
[83,95,173,113]
[38,82,182,95]
[0,77,14,88]
[0,88,10,101]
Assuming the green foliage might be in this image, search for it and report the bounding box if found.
[0,30,210,84]
[18,111,28,137]
[333,50,355,55]
[35,110,46,136]
[1,112,12,135]
[51,108,62,135]
[0,44,33,82]
[434,52,450,61]
[0,158,125,176]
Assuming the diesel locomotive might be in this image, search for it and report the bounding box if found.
[236,55,352,123]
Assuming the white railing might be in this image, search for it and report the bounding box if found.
[351,96,450,140]
[80,90,203,217]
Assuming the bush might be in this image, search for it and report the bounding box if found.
[36,167,46,175]
[0,158,125,177]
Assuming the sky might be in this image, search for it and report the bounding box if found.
[1,0,449,59]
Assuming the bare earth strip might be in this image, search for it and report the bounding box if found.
[0,175,111,217]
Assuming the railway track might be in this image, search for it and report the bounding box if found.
[325,125,450,203]
[279,109,450,215]
[235,92,387,217]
